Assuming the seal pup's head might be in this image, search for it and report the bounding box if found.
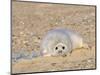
[40,28,72,57]
[52,43,68,56]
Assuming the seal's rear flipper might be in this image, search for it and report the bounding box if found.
[82,43,90,50]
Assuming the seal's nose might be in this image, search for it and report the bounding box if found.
[58,50,62,53]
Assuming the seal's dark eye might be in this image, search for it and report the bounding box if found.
[55,47,58,50]
[62,46,65,49]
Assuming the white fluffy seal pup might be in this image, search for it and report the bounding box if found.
[40,28,88,57]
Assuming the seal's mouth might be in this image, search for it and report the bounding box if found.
[57,51,64,55]
[58,50,63,54]
[56,51,67,57]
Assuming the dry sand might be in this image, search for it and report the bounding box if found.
[12,1,96,74]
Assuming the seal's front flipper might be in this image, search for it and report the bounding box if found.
[65,51,73,57]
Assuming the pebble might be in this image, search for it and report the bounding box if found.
[20,21,24,25]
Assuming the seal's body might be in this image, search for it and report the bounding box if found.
[40,28,88,56]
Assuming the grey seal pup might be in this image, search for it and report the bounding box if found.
[40,28,88,57]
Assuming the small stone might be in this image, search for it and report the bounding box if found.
[20,31,24,35]
[23,41,28,44]
[51,63,57,66]
[55,22,58,25]
[38,37,41,39]
[87,59,92,63]
[61,19,65,23]
[20,21,24,24]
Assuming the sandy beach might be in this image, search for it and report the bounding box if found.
[12,1,96,74]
